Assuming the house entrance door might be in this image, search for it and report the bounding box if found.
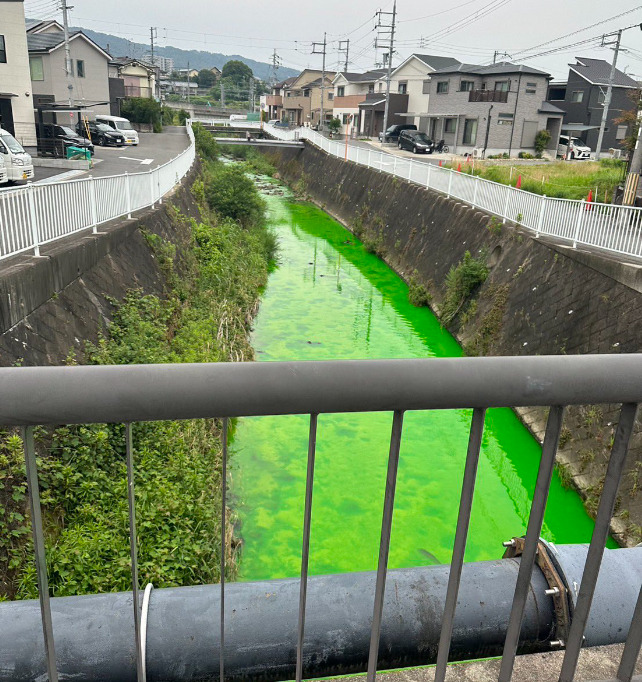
[0,98,15,135]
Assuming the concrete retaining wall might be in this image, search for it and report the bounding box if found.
[266,143,642,545]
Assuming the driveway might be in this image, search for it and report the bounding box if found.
[28,126,190,184]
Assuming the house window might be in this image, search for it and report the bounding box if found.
[494,80,509,92]
[379,82,383,92]
[0,36,6,63]
[444,118,456,133]
[463,118,478,145]
[616,125,628,140]
[525,82,537,94]
[598,90,606,105]
[76,59,85,78]
[571,90,584,103]
[328,92,333,100]
[459,80,475,92]
[30,56,44,81]
[342,113,351,124]
[422,79,430,94]
[398,81,407,94]
[368,84,374,93]
[436,81,449,94]
[337,86,345,97]
[497,112,514,125]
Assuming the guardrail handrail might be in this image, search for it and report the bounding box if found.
[2,355,642,682]
[0,122,195,261]
[256,122,642,261]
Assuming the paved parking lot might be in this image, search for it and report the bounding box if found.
[26,126,190,184]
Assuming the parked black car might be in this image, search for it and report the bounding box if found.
[378,124,417,143]
[39,124,94,156]
[78,121,126,147]
[398,130,434,154]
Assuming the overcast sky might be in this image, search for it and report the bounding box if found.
[25,0,642,80]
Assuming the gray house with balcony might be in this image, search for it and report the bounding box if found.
[425,62,564,157]
[546,57,639,154]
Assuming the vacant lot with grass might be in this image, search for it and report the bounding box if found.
[447,158,627,201]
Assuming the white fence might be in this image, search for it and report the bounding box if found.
[259,123,642,260]
[0,123,195,261]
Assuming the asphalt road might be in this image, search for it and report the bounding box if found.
[28,126,191,184]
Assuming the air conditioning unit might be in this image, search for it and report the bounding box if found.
[610,149,622,159]
[472,147,483,158]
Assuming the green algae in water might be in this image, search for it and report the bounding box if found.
[232,195,609,582]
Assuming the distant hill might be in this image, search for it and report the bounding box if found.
[72,26,299,82]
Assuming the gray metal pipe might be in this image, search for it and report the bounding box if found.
[1,558,553,682]
[2,547,640,681]
[1,355,642,426]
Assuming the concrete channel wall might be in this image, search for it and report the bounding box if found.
[0,165,202,366]
[264,143,642,545]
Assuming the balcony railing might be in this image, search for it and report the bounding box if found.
[469,89,509,103]
[1,356,642,681]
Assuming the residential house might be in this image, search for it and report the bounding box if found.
[175,68,199,79]
[358,93,410,138]
[108,57,158,114]
[547,57,639,153]
[210,66,221,80]
[281,69,336,127]
[426,62,564,157]
[372,54,461,133]
[26,21,111,115]
[265,76,296,120]
[331,69,386,134]
[0,0,37,144]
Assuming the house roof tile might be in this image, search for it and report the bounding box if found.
[571,57,638,88]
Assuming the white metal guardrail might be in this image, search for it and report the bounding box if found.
[0,122,195,261]
[257,123,642,261]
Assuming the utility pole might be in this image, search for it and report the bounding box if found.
[150,27,157,65]
[61,0,74,106]
[187,61,191,104]
[312,33,327,131]
[220,81,225,108]
[249,77,255,112]
[338,39,350,72]
[622,91,642,205]
[268,49,281,87]
[594,29,623,161]
[376,0,397,143]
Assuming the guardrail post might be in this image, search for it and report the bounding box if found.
[26,182,41,257]
[408,159,413,181]
[157,166,163,205]
[472,176,479,208]
[447,170,453,198]
[535,194,546,238]
[393,156,397,176]
[502,185,511,224]
[368,149,372,168]
[125,172,132,219]
[149,169,156,209]
[426,162,432,189]
[89,176,98,234]
[572,201,586,248]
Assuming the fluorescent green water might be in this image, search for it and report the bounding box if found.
[232,192,604,582]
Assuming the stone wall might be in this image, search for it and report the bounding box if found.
[266,143,642,544]
[0,166,202,367]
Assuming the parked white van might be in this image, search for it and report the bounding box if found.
[0,155,7,185]
[557,135,592,161]
[94,115,139,146]
[0,128,34,183]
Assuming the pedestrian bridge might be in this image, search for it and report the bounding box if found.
[213,137,304,148]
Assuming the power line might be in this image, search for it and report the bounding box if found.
[399,0,483,23]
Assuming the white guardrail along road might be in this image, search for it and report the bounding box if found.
[0,122,195,261]
[253,122,642,261]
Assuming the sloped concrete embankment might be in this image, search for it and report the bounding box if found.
[0,165,202,367]
[266,143,642,546]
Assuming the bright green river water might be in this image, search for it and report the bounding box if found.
[231,187,602,582]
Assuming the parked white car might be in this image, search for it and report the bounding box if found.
[95,115,139,146]
[558,135,592,160]
[0,154,6,185]
[0,128,34,183]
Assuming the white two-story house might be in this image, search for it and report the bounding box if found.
[331,69,386,134]
[0,0,37,144]
[372,54,461,134]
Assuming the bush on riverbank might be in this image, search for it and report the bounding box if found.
[0,128,274,600]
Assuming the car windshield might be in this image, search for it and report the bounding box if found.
[413,133,431,143]
[59,126,78,136]
[115,119,132,130]
[0,132,25,154]
[96,124,113,132]
[571,138,582,145]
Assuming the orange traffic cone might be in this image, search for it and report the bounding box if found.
[457,163,462,173]
[586,189,593,211]
[439,160,443,167]
[516,175,522,189]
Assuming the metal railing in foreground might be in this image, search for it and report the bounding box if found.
[0,123,195,262]
[259,123,642,261]
[1,355,642,682]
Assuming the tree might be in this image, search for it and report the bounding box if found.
[197,69,216,89]
[221,60,253,86]
[534,129,551,158]
[327,117,341,135]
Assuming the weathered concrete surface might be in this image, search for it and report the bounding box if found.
[333,644,641,682]
[265,143,642,546]
[0,164,202,367]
